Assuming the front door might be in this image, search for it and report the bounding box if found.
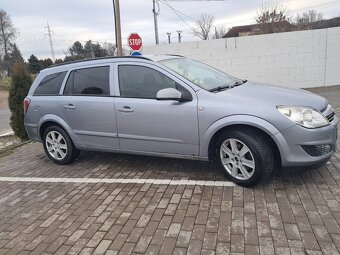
[114,63,199,156]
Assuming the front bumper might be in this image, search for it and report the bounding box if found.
[274,116,338,167]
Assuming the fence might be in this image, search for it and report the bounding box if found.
[143,27,340,89]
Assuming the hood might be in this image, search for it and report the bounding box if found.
[217,82,328,111]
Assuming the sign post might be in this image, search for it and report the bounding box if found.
[128,33,143,55]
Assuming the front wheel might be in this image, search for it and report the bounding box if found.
[216,129,274,187]
[43,125,79,165]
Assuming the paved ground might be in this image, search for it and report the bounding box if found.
[0,90,11,136]
[0,87,340,255]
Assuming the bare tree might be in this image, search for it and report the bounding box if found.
[212,26,228,39]
[192,14,215,40]
[255,1,291,34]
[0,9,16,57]
[295,10,323,25]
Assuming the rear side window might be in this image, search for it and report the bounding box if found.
[64,66,110,96]
[33,72,67,96]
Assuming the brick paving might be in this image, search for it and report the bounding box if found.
[0,87,339,254]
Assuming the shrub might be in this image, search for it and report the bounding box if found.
[0,77,12,91]
[8,63,32,140]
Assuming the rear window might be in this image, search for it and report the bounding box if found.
[33,71,67,96]
[63,66,110,96]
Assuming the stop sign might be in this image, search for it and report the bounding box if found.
[128,33,143,51]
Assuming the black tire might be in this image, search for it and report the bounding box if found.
[42,125,79,165]
[216,128,274,187]
[72,149,81,161]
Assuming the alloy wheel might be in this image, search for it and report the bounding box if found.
[45,130,68,160]
[220,138,255,180]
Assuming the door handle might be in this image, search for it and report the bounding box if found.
[118,106,134,113]
[64,104,76,110]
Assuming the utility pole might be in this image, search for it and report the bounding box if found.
[176,30,182,43]
[45,23,55,62]
[153,0,160,45]
[166,32,171,44]
[112,0,123,56]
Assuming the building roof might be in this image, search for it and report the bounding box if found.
[223,21,293,38]
[223,17,340,38]
[223,24,257,38]
[306,17,340,29]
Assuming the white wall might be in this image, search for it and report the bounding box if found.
[143,27,340,89]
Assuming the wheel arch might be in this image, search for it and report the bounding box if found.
[202,116,282,167]
[38,114,80,147]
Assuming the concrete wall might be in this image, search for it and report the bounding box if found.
[143,27,340,89]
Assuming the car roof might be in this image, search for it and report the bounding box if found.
[38,54,184,79]
[48,54,183,69]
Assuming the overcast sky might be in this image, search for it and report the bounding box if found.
[2,0,340,60]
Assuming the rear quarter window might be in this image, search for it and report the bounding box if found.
[33,71,67,96]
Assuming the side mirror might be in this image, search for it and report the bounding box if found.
[156,88,182,101]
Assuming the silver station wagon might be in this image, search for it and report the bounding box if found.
[24,55,338,186]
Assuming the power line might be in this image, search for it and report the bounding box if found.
[159,0,195,21]
[158,0,194,30]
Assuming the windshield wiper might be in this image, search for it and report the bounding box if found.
[208,85,232,92]
[209,80,247,92]
[234,79,247,86]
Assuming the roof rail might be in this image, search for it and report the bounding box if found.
[48,56,152,68]
[165,54,184,58]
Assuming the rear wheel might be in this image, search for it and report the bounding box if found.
[43,125,79,165]
[216,129,274,186]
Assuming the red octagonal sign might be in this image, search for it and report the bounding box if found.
[128,33,143,52]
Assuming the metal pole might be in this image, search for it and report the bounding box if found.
[45,22,55,62]
[167,32,171,44]
[153,0,159,45]
[112,0,123,56]
[176,30,182,43]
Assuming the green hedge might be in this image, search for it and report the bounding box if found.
[0,77,11,91]
[8,64,32,140]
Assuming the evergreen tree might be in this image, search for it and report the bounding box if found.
[43,58,53,68]
[69,41,84,60]
[65,40,109,61]
[8,63,32,140]
[54,58,63,64]
[38,58,53,70]
[6,43,24,75]
[9,43,24,63]
[28,54,40,73]
[84,40,107,58]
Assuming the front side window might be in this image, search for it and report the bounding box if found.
[64,66,110,96]
[118,65,178,99]
[34,71,67,96]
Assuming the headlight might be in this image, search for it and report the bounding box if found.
[277,106,329,128]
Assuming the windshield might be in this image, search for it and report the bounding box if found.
[159,58,242,91]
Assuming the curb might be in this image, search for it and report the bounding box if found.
[0,140,31,155]
[0,131,14,137]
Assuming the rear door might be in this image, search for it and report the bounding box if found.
[113,62,199,156]
[58,65,119,150]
